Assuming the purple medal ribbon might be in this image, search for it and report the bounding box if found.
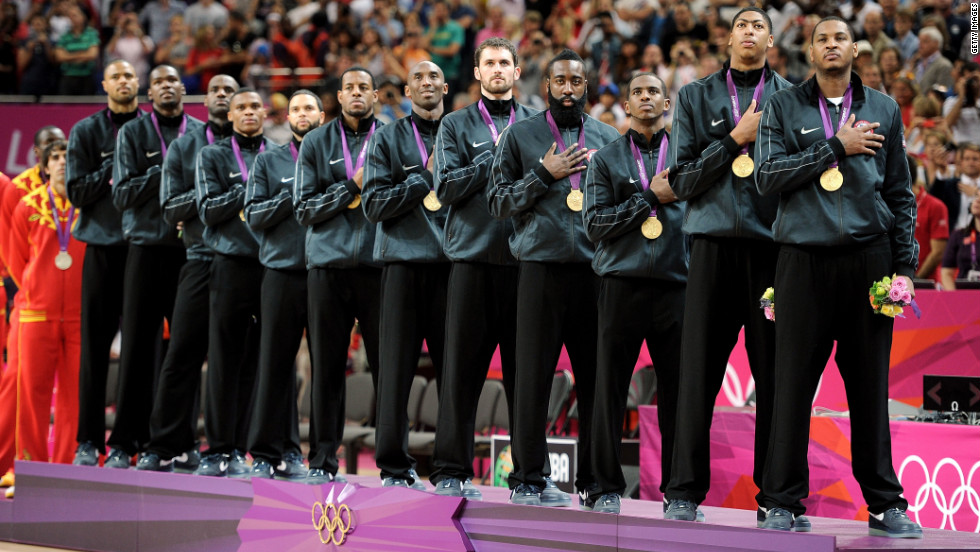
[106,108,143,138]
[289,142,298,162]
[817,85,854,170]
[477,100,515,144]
[629,133,668,218]
[972,229,978,270]
[150,112,188,158]
[725,69,767,155]
[46,186,75,255]
[231,136,265,183]
[544,111,586,190]
[339,119,376,179]
[206,125,215,145]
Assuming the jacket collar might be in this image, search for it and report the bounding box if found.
[341,114,377,134]
[410,110,441,132]
[804,71,867,107]
[626,127,667,151]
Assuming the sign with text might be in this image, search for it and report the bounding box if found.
[490,435,577,493]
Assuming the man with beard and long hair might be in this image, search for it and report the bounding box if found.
[663,7,791,524]
[243,89,325,480]
[137,75,238,472]
[108,65,197,468]
[69,60,143,467]
[582,72,686,515]
[294,67,383,484]
[489,49,620,507]
[362,60,449,490]
[755,17,921,538]
[194,88,272,477]
[428,37,537,500]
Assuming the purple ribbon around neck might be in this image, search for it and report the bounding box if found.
[629,133,668,219]
[725,69,766,155]
[339,119,376,180]
[545,111,586,190]
[150,112,188,158]
[206,125,215,145]
[410,118,432,170]
[106,108,143,138]
[817,85,854,169]
[289,142,298,162]
[46,186,75,253]
[231,136,265,183]
[477,100,515,144]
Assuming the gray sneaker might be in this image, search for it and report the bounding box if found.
[135,452,174,472]
[306,468,347,485]
[758,507,811,532]
[509,483,542,506]
[869,508,923,539]
[382,477,410,488]
[250,459,274,479]
[72,441,99,467]
[194,453,228,477]
[460,479,483,500]
[539,477,571,507]
[664,499,702,522]
[434,477,463,497]
[407,469,427,491]
[104,449,131,469]
[173,449,201,473]
[274,451,308,480]
[760,507,794,531]
[592,493,621,514]
[227,450,250,479]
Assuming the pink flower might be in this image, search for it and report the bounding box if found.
[892,277,908,292]
[902,291,912,304]
[889,287,904,302]
[763,306,775,321]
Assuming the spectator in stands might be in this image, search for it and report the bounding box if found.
[890,76,918,128]
[878,45,907,91]
[931,0,968,61]
[218,11,255,82]
[475,5,507,45]
[859,10,894,62]
[367,0,404,47]
[854,40,875,72]
[285,0,318,38]
[906,94,948,156]
[375,76,410,124]
[425,0,464,97]
[944,62,980,147]
[941,195,980,290]
[386,23,430,83]
[0,1,19,93]
[184,24,223,93]
[183,0,227,35]
[665,39,696,101]
[893,9,918,65]
[589,83,626,127]
[18,12,59,95]
[659,2,707,64]
[47,0,72,44]
[879,0,897,38]
[54,4,98,95]
[105,11,154,87]
[911,26,954,93]
[908,155,950,282]
[933,143,980,232]
[354,26,385,77]
[139,0,186,46]
[153,13,190,74]
[860,62,886,93]
[922,131,956,188]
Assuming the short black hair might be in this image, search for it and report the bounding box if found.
[732,7,773,34]
[230,87,260,102]
[627,71,666,95]
[340,66,376,90]
[546,49,585,78]
[289,89,323,111]
[34,125,62,147]
[811,16,855,44]
[474,37,519,68]
[40,139,67,169]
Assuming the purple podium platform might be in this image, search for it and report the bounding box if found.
[0,461,976,552]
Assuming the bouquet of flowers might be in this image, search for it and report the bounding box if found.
[869,275,920,318]
[759,287,775,321]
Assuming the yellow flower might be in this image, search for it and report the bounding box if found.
[880,304,903,317]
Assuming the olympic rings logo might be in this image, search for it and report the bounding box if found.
[312,501,355,546]
[898,455,980,533]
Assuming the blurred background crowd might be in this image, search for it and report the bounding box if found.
[1,0,979,284]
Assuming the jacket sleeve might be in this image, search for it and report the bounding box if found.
[112,125,162,211]
[293,137,361,226]
[6,202,30,288]
[245,153,292,231]
[881,106,918,278]
[433,117,495,205]
[582,152,657,243]
[668,87,742,201]
[755,97,844,196]
[195,148,245,226]
[65,120,114,208]
[488,124,550,219]
[160,138,197,225]
[361,131,431,223]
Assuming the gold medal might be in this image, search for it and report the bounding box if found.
[566,189,584,212]
[641,217,663,240]
[423,190,442,211]
[347,194,361,209]
[820,167,843,192]
[55,251,73,270]
[239,210,246,222]
[732,154,754,178]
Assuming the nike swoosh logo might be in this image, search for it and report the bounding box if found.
[579,491,589,502]
[629,177,639,184]
[281,177,294,183]
[472,141,489,148]
[276,461,287,471]
[219,461,228,473]
[229,172,242,178]
[101,151,113,158]
[146,151,160,158]
[402,164,419,171]
[329,158,344,165]
[538,157,544,164]
[711,119,724,126]
[801,127,819,134]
